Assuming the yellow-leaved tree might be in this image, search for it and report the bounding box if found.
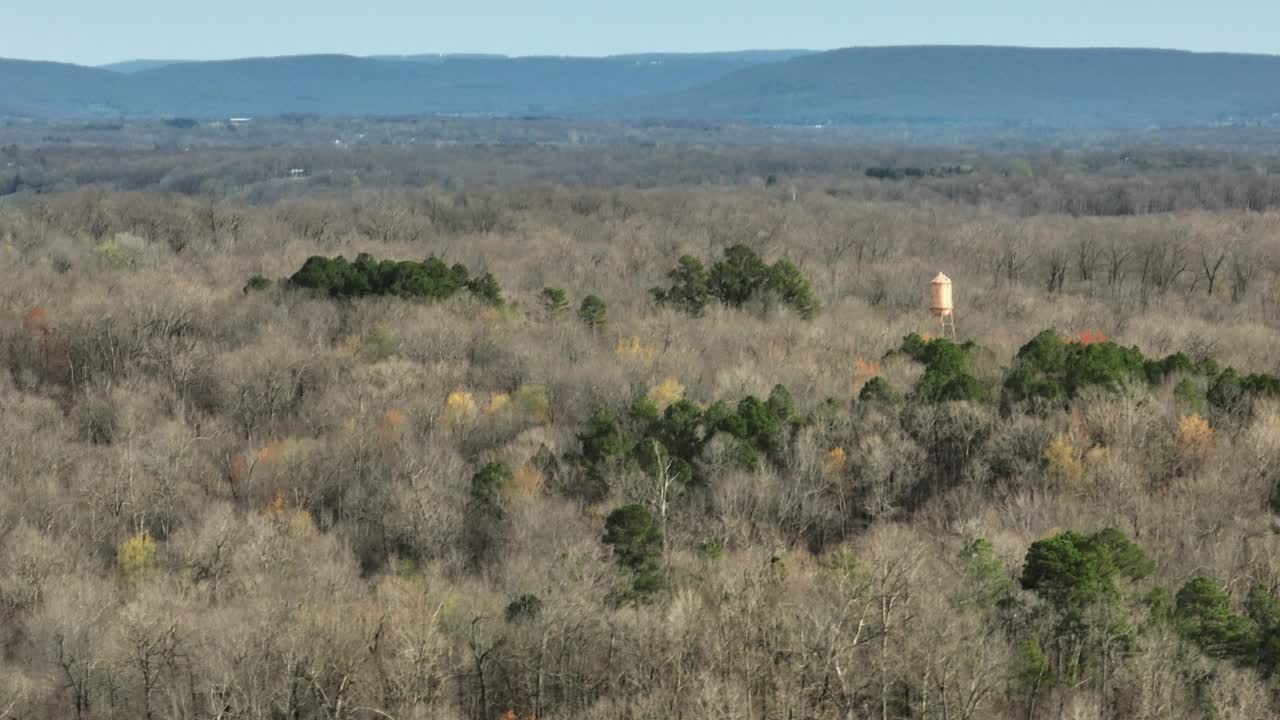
[824,447,847,476]
[444,391,479,424]
[1044,436,1084,485]
[1176,414,1215,469]
[647,377,685,411]
[117,532,157,577]
[616,336,657,365]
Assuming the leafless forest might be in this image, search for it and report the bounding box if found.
[4,134,1280,720]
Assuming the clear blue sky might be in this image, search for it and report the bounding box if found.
[6,0,1279,66]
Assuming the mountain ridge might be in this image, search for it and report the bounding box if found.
[617,46,1280,128]
[2,51,810,119]
[4,46,1279,130]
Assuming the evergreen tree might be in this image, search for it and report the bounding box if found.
[603,504,665,600]
[578,294,607,332]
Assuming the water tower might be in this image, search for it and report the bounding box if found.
[930,272,956,339]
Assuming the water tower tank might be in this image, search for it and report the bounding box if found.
[930,273,953,317]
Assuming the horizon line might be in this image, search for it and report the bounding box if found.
[4,43,1279,68]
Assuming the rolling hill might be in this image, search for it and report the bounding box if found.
[624,46,1280,129]
[99,59,193,73]
[0,59,125,117]
[3,51,812,119]
[4,46,1280,130]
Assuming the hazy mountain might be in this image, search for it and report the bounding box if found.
[367,54,511,63]
[620,46,1280,129]
[4,47,1280,130]
[0,59,125,116]
[2,51,811,119]
[100,59,192,73]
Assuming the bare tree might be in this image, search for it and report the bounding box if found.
[1046,248,1068,294]
[466,616,504,720]
[1106,241,1132,290]
[993,232,1029,287]
[1231,251,1260,304]
[1200,247,1227,297]
[117,610,182,720]
[1074,235,1102,283]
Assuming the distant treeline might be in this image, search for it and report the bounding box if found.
[2,140,1280,216]
[864,164,975,180]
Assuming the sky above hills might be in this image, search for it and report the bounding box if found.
[5,0,1280,66]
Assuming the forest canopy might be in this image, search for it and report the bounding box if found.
[4,139,1280,720]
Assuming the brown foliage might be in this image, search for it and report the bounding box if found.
[22,307,49,335]
[3,142,1280,720]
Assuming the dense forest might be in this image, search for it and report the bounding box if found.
[4,138,1280,720]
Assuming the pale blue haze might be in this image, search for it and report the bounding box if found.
[4,0,1279,66]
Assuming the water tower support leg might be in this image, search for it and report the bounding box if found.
[940,312,956,340]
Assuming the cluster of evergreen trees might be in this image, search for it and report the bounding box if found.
[972,528,1280,697]
[864,164,975,180]
[572,384,805,503]
[650,244,818,319]
[893,333,991,403]
[1003,329,1280,411]
[1172,577,1280,675]
[567,383,849,600]
[256,247,824,326]
[885,330,1280,411]
[270,252,505,305]
[564,329,1280,599]
[926,526,1280,715]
